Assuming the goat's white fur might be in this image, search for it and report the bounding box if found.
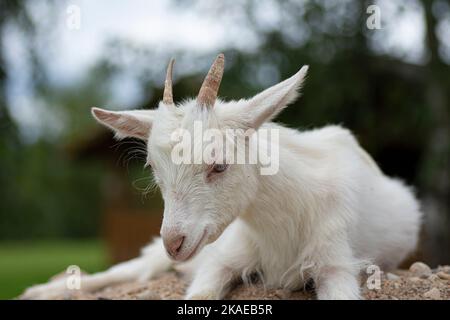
[23,65,421,300]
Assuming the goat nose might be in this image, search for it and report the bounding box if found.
[164,235,185,257]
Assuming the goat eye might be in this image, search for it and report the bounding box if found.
[212,163,228,173]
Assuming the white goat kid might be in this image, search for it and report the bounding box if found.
[23,54,422,300]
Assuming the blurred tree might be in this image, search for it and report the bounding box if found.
[420,0,450,265]
[0,0,34,239]
[0,1,106,239]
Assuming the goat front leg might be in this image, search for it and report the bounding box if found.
[312,241,362,300]
[314,265,361,300]
[22,238,171,299]
[185,259,236,300]
[185,226,256,300]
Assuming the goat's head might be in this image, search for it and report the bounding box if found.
[92,54,308,261]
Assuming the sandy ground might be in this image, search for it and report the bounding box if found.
[21,262,450,300]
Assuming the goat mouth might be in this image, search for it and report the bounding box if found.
[179,229,208,262]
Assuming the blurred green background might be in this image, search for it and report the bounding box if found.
[0,0,449,299]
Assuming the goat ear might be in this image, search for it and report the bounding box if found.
[243,66,308,129]
[91,107,154,140]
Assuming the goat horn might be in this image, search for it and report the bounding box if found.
[197,53,225,108]
[162,58,175,105]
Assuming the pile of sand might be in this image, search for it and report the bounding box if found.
[21,262,450,300]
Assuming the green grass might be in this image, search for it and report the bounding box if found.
[0,240,108,299]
